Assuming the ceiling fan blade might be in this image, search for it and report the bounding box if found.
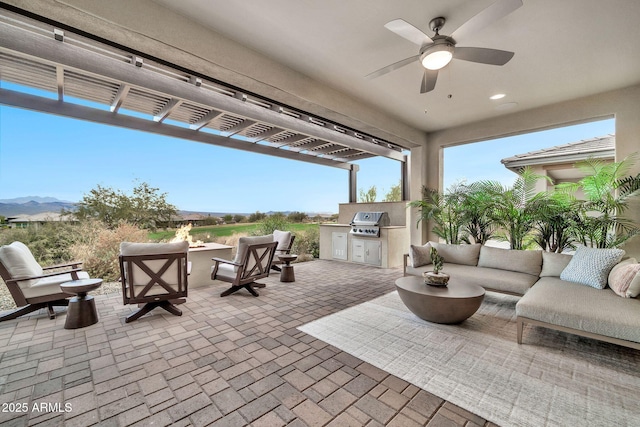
[384,19,433,46]
[420,69,438,93]
[450,0,522,41]
[453,47,514,65]
[365,54,421,79]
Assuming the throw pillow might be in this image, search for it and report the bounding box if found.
[539,252,573,277]
[560,246,625,289]
[608,258,640,297]
[626,268,640,298]
[409,243,431,267]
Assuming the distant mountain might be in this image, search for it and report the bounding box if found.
[0,199,77,217]
[0,196,336,218]
[0,196,74,204]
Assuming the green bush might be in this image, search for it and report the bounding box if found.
[254,214,289,236]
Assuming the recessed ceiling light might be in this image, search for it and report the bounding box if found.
[490,94,506,100]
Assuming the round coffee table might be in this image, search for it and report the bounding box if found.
[60,278,103,329]
[395,276,485,324]
[278,254,297,282]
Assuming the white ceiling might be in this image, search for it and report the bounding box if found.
[133,1,640,133]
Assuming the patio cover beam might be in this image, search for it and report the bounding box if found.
[0,23,405,162]
[0,88,354,171]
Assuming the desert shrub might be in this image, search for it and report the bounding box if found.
[254,214,289,236]
[213,232,249,258]
[293,227,319,260]
[69,220,147,281]
[0,222,78,265]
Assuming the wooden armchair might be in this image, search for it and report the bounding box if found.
[211,235,277,297]
[0,241,90,321]
[119,241,189,323]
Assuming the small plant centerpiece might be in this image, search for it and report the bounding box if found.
[423,247,450,286]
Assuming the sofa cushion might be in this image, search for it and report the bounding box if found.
[560,246,625,289]
[478,246,542,277]
[516,277,640,343]
[408,263,536,295]
[539,252,573,277]
[409,243,432,267]
[430,242,481,266]
[608,258,640,298]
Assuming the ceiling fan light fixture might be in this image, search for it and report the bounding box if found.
[420,44,454,70]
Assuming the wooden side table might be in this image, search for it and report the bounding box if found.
[60,278,103,329]
[278,254,298,282]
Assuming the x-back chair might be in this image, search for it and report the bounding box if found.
[0,241,90,321]
[119,241,189,323]
[211,235,277,297]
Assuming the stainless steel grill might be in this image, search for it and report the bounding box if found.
[349,212,390,237]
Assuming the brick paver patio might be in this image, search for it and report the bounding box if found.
[0,260,496,426]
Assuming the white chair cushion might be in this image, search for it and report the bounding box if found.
[120,241,189,289]
[120,241,189,256]
[22,271,90,299]
[212,263,238,281]
[233,235,274,264]
[0,241,44,287]
[273,230,292,252]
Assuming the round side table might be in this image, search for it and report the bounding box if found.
[277,254,298,282]
[60,278,103,329]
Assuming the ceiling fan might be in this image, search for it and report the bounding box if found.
[366,0,523,93]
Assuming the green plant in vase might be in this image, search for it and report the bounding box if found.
[424,247,449,286]
[430,247,444,274]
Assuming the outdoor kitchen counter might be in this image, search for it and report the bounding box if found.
[319,224,408,268]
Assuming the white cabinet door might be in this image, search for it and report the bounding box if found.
[352,239,365,263]
[332,232,348,260]
[352,239,381,266]
[364,240,381,266]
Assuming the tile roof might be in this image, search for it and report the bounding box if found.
[501,134,615,170]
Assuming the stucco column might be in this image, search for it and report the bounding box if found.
[408,144,430,245]
[615,106,640,258]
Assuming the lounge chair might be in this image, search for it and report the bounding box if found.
[0,241,89,321]
[211,235,277,297]
[119,241,189,323]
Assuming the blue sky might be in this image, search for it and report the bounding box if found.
[0,95,614,213]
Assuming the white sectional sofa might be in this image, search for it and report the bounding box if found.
[404,242,640,350]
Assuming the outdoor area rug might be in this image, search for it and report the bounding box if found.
[298,291,640,427]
